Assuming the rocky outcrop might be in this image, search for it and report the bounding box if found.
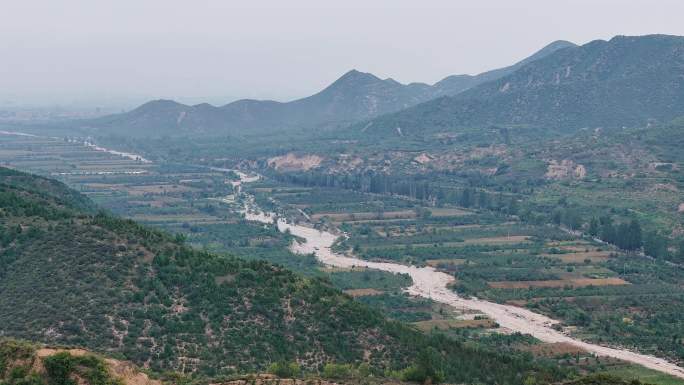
[268,153,323,171]
[1,341,160,385]
[545,160,586,179]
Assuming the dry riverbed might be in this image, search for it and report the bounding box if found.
[237,172,684,379]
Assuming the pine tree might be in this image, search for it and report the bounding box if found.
[627,220,643,250]
[601,223,616,244]
[588,217,600,237]
[563,208,582,230]
[644,231,667,258]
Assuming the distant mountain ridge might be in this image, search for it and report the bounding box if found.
[362,34,684,135]
[79,41,575,137]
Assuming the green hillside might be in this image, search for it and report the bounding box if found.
[363,35,684,136]
[0,167,563,384]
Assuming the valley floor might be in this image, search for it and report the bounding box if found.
[237,173,684,380]
[2,130,683,383]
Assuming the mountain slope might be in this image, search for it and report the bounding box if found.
[0,168,560,384]
[363,35,684,136]
[432,40,576,96]
[0,167,400,373]
[81,70,429,137]
[77,41,574,138]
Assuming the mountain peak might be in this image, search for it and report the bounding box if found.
[334,69,383,85]
[133,99,186,113]
[542,40,577,50]
[519,40,577,66]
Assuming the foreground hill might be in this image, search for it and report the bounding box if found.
[0,339,159,385]
[73,41,573,138]
[0,339,645,385]
[363,34,684,136]
[0,168,561,384]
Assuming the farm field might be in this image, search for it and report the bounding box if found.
[0,133,320,275]
[0,136,492,339]
[256,182,684,368]
[3,132,684,378]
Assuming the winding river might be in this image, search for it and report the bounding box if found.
[238,175,684,379]
[2,130,682,379]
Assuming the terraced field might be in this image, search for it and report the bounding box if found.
[252,183,684,370]
[3,132,684,383]
[0,132,244,228]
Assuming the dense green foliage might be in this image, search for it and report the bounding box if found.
[0,168,569,384]
[43,353,119,385]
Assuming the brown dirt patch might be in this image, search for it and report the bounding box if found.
[520,342,586,357]
[543,251,613,263]
[425,259,467,267]
[413,153,433,164]
[105,359,161,385]
[545,159,586,179]
[35,348,89,358]
[428,207,471,217]
[488,277,628,289]
[505,300,529,307]
[311,210,416,222]
[267,153,323,171]
[413,318,496,332]
[343,288,384,297]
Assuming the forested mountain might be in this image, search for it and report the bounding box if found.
[432,40,576,96]
[362,35,684,136]
[0,168,561,384]
[74,41,573,138]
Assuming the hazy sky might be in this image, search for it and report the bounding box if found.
[2,0,684,108]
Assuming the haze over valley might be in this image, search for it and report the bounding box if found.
[2,2,684,385]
